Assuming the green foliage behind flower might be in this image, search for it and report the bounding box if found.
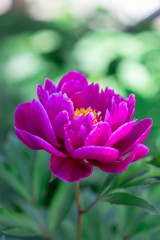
[0,4,160,240]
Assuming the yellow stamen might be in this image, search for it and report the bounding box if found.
[74,107,101,124]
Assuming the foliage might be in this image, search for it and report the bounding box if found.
[0,134,160,239]
[0,3,160,240]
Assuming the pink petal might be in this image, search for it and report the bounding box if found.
[86,85,107,119]
[57,71,88,92]
[15,102,30,130]
[64,124,75,154]
[83,113,94,133]
[132,144,149,162]
[44,78,57,94]
[111,102,128,130]
[106,119,137,147]
[68,125,87,149]
[64,116,88,153]
[45,93,74,124]
[85,122,112,146]
[15,128,68,157]
[61,79,87,98]
[37,84,49,106]
[126,94,136,121]
[104,109,111,123]
[71,92,88,110]
[70,115,84,132]
[110,96,118,117]
[104,88,115,111]
[30,99,60,147]
[71,146,119,163]
[85,83,99,109]
[37,79,57,106]
[114,118,152,156]
[53,111,69,140]
[50,155,93,182]
[15,100,60,147]
[95,144,149,174]
[91,151,135,173]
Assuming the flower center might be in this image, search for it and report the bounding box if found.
[74,107,101,123]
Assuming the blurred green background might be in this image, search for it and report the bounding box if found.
[0,0,160,239]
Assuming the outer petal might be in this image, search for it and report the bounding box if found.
[126,94,136,121]
[71,146,119,163]
[15,128,67,157]
[61,80,87,98]
[50,155,93,182]
[91,144,149,173]
[15,102,31,130]
[45,93,74,124]
[114,118,152,156]
[44,78,57,94]
[15,100,60,147]
[91,151,135,173]
[106,119,137,147]
[132,144,149,162]
[37,84,49,106]
[30,99,60,146]
[57,70,88,92]
[53,111,69,140]
[37,79,57,106]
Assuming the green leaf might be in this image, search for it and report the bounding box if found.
[4,133,35,190]
[102,192,159,215]
[0,209,40,234]
[122,177,160,188]
[132,215,160,236]
[99,173,119,195]
[11,198,38,224]
[100,163,152,195]
[145,168,160,179]
[0,134,36,201]
[2,228,37,237]
[0,159,31,201]
[48,181,73,234]
[32,151,50,202]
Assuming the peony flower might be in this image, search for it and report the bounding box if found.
[15,71,152,182]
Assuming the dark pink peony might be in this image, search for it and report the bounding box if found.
[15,71,152,182]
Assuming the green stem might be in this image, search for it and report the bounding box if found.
[81,196,100,214]
[75,182,101,240]
[81,189,114,214]
[75,182,83,240]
